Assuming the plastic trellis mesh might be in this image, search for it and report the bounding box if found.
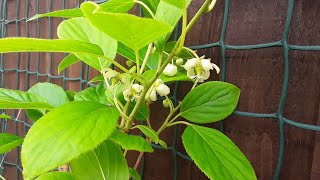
[0,0,319,180]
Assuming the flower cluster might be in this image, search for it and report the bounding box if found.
[123,84,144,102]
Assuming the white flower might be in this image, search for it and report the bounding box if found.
[163,64,178,76]
[146,79,170,101]
[183,57,220,82]
[123,84,144,102]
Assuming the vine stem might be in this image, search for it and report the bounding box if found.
[134,152,144,170]
[140,43,153,74]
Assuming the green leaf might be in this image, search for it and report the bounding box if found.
[0,133,23,154]
[0,113,12,120]
[99,0,135,13]
[71,140,129,180]
[81,2,173,51]
[28,83,69,108]
[158,139,168,149]
[0,88,53,110]
[181,81,240,123]
[29,0,135,21]
[0,38,103,55]
[140,0,160,17]
[74,85,111,105]
[182,125,256,180]
[58,17,117,70]
[36,172,77,180]
[66,90,77,101]
[109,130,153,152]
[128,102,150,121]
[143,70,191,83]
[21,101,119,179]
[129,168,141,180]
[58,54,80,74]
[26,110,44,122]
[28,8,83,21]
[89,75,104,83]
[154,0,192,50]
[132,125,159,143]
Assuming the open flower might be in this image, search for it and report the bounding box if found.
[123,84,144,102]
[163,63,178,76]
[183,56,220,82]
[146,79,170,102]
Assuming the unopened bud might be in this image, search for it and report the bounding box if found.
[126,60,134,68]
[176,58,184,66]
[162,99,171,108]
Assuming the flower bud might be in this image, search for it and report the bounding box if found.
[175,58,184,66]
[162,99,171,108]
[156,84,170,96]
[163,64,178,77]
[126,60,134,68]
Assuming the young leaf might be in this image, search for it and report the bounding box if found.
[129,168,141,180]
[66,90,77,101]
[81,2,173,51]
[0,133,23,154]
[89,75,104,83]
[28,0,135,21]
[21,101,119,179]
[70,140,129,180]
[58,54,80,74]
[28,83,69,108]
[0,88,53,110]
[154,0,192,50]
[132,125,159,143]
[36,172,77,180]
[58,17,117,70]
[0,113,12,120]
[109,130,153,152]
[158,139,168,149]
[181,81,240,123]
[182,124,256,180]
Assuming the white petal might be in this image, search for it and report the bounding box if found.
[132,84,144,93]
[163,64,178,76]
[123,89,131,101]
[212,63,220,74]
[150,90,157,101]
[201,70,210,81]
[183,58,197,70]
[156,84,170,96]
[187,69,196,79]
[155,79,163,86]
[201,59,213,71]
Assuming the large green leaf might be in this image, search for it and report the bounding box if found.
[21,101,119,179]
[74,86,111,105]
[182,125,256,179]
[154,0,192,50]
[28,83,69,108]
[132,125,159,143]
[58,54,80,74]
[0,88,53,110]
[140,0,160,17]
[71,140,129,180]
[81,2,173,51]
[109,130,153,152]
[36,172,77,180]
[29,0,135,21]
[0,38,103,55]
[58,17,117,70]
[0,133,23,154]
[181,81,240,123]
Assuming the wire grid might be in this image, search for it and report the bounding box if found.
[0,0,319,180]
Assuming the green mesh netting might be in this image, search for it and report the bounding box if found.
[0,0,319,180]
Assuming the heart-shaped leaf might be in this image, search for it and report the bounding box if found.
[182,124,256,179]
[21,101,119,179]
